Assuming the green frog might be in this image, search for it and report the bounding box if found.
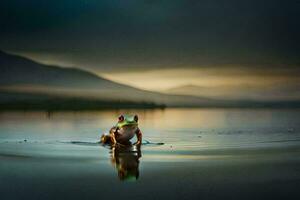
[101,114,142,146]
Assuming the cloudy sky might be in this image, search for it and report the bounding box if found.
[1,0,299,97]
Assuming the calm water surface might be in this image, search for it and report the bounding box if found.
[1,108,300,200]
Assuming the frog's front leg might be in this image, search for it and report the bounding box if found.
[109,126,118,145]
[134,128,142,146]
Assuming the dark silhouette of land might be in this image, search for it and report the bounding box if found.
[1,50,299,110]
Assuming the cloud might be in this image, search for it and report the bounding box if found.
[0,0,299,73]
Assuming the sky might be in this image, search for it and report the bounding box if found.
[0,0,299,98]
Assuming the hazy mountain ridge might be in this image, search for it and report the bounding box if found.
[0,50,219,108]
[0,50,136,90]
[1,50,299,109]
[166,83,300,102]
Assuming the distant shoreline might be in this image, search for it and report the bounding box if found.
[0,91,166,111]
[1,101,300,111]
[0,100,166,111]
[1,91,300,111]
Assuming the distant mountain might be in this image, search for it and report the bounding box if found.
[165,84,300,102]
[0,50,137,91]
[166,84,210,95]
[0,50,221,108]
[1,50,299,110]
[166,84,251,100]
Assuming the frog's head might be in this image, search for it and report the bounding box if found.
[116,114,138,128]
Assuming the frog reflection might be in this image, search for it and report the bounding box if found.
[110,144,141,181]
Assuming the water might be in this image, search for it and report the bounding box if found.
[1,108,300,200]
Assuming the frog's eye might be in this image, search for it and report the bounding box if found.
[134,115,138,122]
[118,115,124,122]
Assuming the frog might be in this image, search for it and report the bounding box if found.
[101,114,142,146]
